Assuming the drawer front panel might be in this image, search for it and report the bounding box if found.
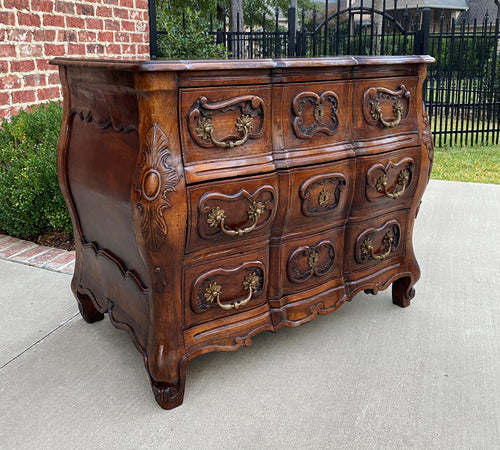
[353,77,419,140]
[345,210,408,273]
[279,228,345,296]
[352,147,420,212]
[285,159,355,231]
[184,249,269,327]
[180,86,272,165]
[187,173,278,253]
[279,81,352,150]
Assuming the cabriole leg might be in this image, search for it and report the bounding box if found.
[76,291,104,323]
[392,276,415,308]
[145,352,187,410]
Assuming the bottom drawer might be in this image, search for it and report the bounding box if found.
[272,227,345,297]
[184,248,269,327]
[345,210,408,273]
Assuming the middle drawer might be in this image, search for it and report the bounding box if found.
[186,173,278,253]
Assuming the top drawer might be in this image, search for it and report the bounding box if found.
[278,80,352,152]
[353,77,419,142]
[180,86,273,182]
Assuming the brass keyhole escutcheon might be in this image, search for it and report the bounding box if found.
[314,103,325,123]
[308,250,319,269]
[318,188,330,207]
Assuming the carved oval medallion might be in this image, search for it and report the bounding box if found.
[142,169,162,201]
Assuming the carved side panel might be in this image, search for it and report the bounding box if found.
[355,220,401,264]
[365,157,414,202]
[197,185,277,239]
[187,95,265,148]
[299,173,346,216]
[70,90,138,132]
[292,91,339,139]
[422,105,434,180]
[287,240,335,283]
[133,124,180,251]
[363,85,411,128]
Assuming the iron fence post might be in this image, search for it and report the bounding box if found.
[414,7,430,55]
[148,0,158,59]
[288,6,297,57]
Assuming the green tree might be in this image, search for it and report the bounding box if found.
[158,0,314,30]
[156,5,228,59]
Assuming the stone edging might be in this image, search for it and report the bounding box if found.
[0,234,75,274]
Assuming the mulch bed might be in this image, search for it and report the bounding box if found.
[1,229,75,252]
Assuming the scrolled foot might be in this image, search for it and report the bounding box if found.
[392,276,415,308]
[151,379,185,410]
[76,292,104,323]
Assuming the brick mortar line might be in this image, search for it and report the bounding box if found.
[0,234,75,274]
[7,242,39,258]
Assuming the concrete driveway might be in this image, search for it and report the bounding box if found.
[0,179,498,449]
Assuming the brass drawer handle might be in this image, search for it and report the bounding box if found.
[207,201,265,236]
[204,272,261,310]
[370,99,404,128]
[361,230,394,261]
[196,114,253,148]
[376,169,410,199]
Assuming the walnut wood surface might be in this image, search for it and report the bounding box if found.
[53,56,433,410]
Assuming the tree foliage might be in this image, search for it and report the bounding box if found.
[158,0,314,29]
[156,5,228,59]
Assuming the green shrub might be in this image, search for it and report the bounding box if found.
[0,101,72,238]
[156,6,229,59]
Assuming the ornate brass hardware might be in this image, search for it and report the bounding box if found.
[361,230,394,261]
[308,250,319,269]
[313,104,325,123]
[370,99,404,128]
[204,272,261,311]
[195,114,254,148]
[318,188,330,207]
[207,201,265,237]
[375,169,410,199]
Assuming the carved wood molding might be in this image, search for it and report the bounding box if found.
[133,124,180,251]
[69,89,138,133]
[299,173,346,216]
[81,238,148,295]
[363,84,411,127]
[287,240,335,283]
[292,90,339,139]
[187,95,265,148]
[422,104,434,179]
[70,107,137,133]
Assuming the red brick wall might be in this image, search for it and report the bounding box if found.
[0,0,150,120]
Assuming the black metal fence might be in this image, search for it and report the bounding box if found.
[149,1,500,147]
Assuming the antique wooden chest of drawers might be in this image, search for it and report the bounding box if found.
[52,56,434,409]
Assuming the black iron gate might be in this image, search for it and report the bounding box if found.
[148,1,500,147]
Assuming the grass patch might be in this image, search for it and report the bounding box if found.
[431,145,500,184]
